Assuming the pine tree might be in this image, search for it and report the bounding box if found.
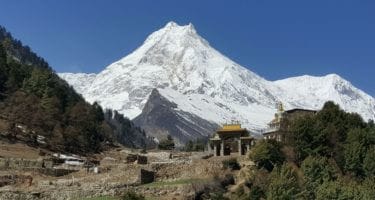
[266,163,301,200]
[0,26,114,154]
[301,156,338,198]
[249,139,285,171]
[316,179,363,200]
[0,43,8,98]
[363,146,375,177]
[22,68,51,97]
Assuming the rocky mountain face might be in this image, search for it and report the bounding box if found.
[59,22,375,144]
[133,89,219,146]
[104,109,156,149]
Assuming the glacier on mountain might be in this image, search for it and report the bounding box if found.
[58,21,375,135]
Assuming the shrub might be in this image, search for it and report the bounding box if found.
[158,135,175,150]
[301,156,338,199]
[249,139,285,171]
[192,175,232,200]
[266,163,301,200]
[363,146,375,177]
[246,168,270,200]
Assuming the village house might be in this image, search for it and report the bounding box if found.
[263,103,317,142]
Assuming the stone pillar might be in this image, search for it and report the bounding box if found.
[220,140,224,156]
[238,139,242,155]
[246,143,250,153]
[213,143,217,156]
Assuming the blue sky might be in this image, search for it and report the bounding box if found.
[0,0,374,96]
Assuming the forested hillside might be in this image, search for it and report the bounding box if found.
[232,101,375,200]
[0,26,152,154]
[104,109,156,149]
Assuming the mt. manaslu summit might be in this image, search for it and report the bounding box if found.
[59,21,375,143]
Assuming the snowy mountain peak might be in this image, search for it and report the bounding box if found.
[165,21,178,28]
[143,21,202,48]
[164,21,195,32]
[274,74,352,90]
[164,21,196,33]
[273,74,374,121]
[325,73,351,85]
[59,22,375,138]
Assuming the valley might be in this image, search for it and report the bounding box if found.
[0,17,374,200]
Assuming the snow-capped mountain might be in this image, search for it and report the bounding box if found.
[273,74,375,120]
[59,21,375,142]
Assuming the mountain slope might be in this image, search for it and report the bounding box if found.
[59,22,375,142]
[104,109,156,149]
[0,25,153,154]
[272,74,375,120]
[133,89,219,146]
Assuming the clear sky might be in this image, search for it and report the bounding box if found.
[0,0,374,96]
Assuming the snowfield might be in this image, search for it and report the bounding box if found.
[59,21,375,134]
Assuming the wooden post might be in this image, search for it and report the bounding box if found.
[238,139,242,155]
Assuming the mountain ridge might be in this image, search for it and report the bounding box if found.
[133,89,219,146]
[59,21,375,142]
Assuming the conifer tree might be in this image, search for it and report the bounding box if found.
[363,146,375,177]
[266,163,301,200]
[0,43,8,97]
[249,139,285,171]
[301,156,337,198]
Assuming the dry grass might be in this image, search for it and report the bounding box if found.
[0,141,41,159]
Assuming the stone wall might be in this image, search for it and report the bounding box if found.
[0,158,43,170]
[37,168,78,177]
[0,183,195,200]
[150,158,224,181]
[0,158,77,177]
[126,154,148,164]
[0,175,32,187]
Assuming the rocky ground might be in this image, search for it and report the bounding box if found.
[0,142,251,200]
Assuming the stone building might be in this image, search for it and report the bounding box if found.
[263,103,317,142]
[209,122,254,156]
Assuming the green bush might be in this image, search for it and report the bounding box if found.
[249,139,285,171]
[158,135,175,150]
[363,146,375,177]
[246,168,270,200]
[266,163,301,200]
[301,156,338,199]
[315,179,367,200]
